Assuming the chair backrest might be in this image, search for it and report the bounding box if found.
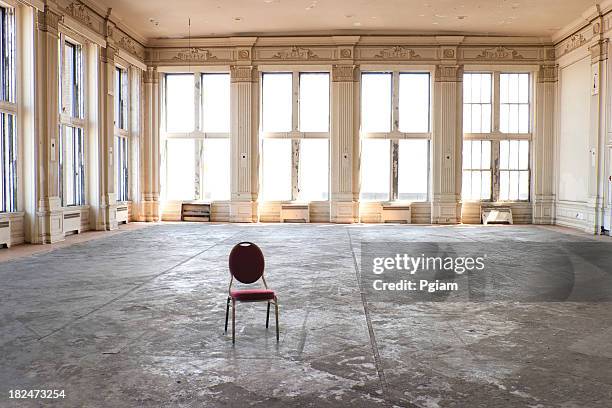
[229,242,265,284]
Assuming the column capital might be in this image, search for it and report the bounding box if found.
[144,66,159,84]
[37,6,62,35]
[230,65,256,83]
[434,64,463,82]
[331,65,358,82]
[537,64,558,83]
[589,38,608,64]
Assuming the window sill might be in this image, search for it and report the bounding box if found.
[63,205,90,211]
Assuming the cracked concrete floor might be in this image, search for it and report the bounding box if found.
[0,223,611,407]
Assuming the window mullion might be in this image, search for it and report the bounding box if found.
[392,71,399,132]
[194,72,201,132]
[292,139,300,201]
[391,139,399,201]
[292,71,299,132]
[492,140,500,202]
[493,72,500,133]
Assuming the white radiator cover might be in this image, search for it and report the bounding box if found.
[117,206,129,224]
[280,203,310,223]
[481,207,514,225]
[63,211,81,234]
[381,204,412,224]
[0,220,10,248]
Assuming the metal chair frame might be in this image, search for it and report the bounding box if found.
[224,263,279,344]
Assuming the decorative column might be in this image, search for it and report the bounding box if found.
[141,66,160,222]
[587,18,608,234]
[431,64,463,224]
[229,65,258,222]
[95,20,118,230]
[532,63,557,224]
[330,64,359,223]
[32,6,64,243]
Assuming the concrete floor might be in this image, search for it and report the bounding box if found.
[1,223,611,407]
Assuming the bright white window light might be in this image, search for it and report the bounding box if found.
[361,73,392,133]
[262,73,292,132]
[298,139,329,201]
[499,140,529,201]
[202,73,230,133]
[463,73,492,133]
[299,73,330,132]
[462,140,492,200]
[202,138,230,201]
[166,138,195,200]
[500,73,530,134]
[398,139,429,201]
[399,73,430,133]
[166,74,194,133]
[262,138,292,200]
[360,139,390,201]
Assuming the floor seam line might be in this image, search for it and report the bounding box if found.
[37,229,242,342]
[346,228,390,403]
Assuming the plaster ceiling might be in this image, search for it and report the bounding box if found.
[99,0,599,40]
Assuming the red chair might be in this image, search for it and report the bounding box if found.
[225,242,279,344]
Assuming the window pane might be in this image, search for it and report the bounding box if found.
[519,171,529,200]
[361,73,391,133]
[399,73,430,133]
[462,170,471,200]
[509,140,519,169]
[519,140,529,170]
[463,140,472,170]
[481,140,491,168]
[360,139,390,200]
[500,73,530,134]
[202,138,230,200]
[166,138,195,200]
[64,42,75,117]
[499,171,510,201]
[299,73,329,132]
[202,74,230,133]
[298,139,329,201]
[500,141,509,169]
[481,171,492,200]
[471,171,481,200]
[262,138,292,200]
[463,73,492,133]
[262,73,292,132]
[115,136,128,202]
[0,113,16,211]
[65,127,74,205]
[398,139,429,201]
[166,74,195,133]
[509,171,519,200]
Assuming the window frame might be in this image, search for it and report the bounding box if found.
[59,33,86,207]
[0,4,16,213]
[259,69,331,203]
[114,64,129,202]
[462,68,534,203]
[162,71,231,202]
[359,69,432,202]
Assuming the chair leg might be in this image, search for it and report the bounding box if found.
[274,299,279,342]
[266,301,270,328]
[232,298,236,344]
[224,297,230,333]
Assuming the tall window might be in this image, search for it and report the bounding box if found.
[115,66,129,202]
[360,72,430,201]
[0,6,15,212]
[163,73,230,201]
[260,72,329,202]
[59,38,85,207]
[462,72,531,202]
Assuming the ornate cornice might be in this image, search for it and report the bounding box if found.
[64,1,93,28]
[374,46,420,59]
[271,46,318,60]
[475,46,524,60]
[173,48,218,62]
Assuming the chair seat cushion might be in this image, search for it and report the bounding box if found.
[230,289,275,302]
